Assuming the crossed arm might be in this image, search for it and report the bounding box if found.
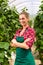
[10,38,31,49]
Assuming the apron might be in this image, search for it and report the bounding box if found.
[14,36,35,65]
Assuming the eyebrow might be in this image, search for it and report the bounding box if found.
[19,17,25,20]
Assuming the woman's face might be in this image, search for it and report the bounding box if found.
[19,14,29,26]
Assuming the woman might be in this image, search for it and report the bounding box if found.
[10,11,36,65]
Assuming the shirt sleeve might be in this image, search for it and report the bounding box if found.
[26,28,36,48]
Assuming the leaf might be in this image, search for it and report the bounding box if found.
[0,52,4,58]
[34,1,43,63]
[40,47,43,49]
[0,42,10,50]
[36,28,43,34]
[41,40,43,45]
[0,58,3,62]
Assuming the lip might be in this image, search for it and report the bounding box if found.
[21,21,25,23]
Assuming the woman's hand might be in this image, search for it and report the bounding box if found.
[10,42,14,47]
[10,39,17,47]
[10,38,31,49]
[11,39,17,43]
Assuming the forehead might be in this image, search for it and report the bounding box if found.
[19,14,26,18]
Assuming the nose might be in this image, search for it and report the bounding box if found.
[19,19,23,22]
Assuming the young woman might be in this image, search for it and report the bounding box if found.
[10,11,36,65]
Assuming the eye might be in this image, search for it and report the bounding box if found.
[22,18,25,20]
[19,18,25,20]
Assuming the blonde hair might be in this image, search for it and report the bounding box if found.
[19,11,29,19]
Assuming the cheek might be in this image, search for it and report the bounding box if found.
[20,22,25,26]
[20,22,24,25]
[19,19,27,25]
[19,22,23,25]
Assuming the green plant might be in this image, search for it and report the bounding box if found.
[0,0,20,65]
[34,1,43,65]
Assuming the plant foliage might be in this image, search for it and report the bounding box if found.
[0,0,20,65]
[34,1,43,63]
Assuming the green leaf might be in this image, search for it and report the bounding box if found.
[40,47,43,49]
[0,18,2,23]
[35,29,43,35]
[34,1,43,62]
[41,40,43,45]
[0,58,3,62]
[0,52,4,58]
[0,42,9,50]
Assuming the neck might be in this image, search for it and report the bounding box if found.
[23,24,29,29]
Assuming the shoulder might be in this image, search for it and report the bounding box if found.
[27,27,35,34]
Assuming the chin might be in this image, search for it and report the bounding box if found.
[21,23,26,26]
